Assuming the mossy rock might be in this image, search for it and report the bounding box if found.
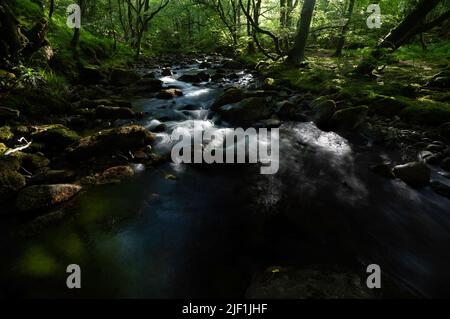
[0,168,26,203]
[211,87,245,111]
[0,143,7,155]
[400,101,450,126]
[32,124,80,151]
[0,125,14,142]
[0,155,21,171]
[16,184,82,212]
[66,125,155,161]
[0,106,20,121]
[11,152,50,172]
[368,95,408,117]
[331,105,368,131]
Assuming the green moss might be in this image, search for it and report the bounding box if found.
[18,245,59,277]
[0,126,14,142]
[400,98,450,125]
[0,143,7,155]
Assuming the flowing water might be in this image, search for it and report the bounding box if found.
[1,60,450,298]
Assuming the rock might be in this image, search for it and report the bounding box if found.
[331,106,368,130]
[0,106,20,121]
[123,78,163,95]
[78,65,105,84]
[211,88,245,111]
[82,165,134,185]
[0,125,13,142]
[161,67,172,76]
[218,97,272,126]
[66,125,155,160]
[95,105,136,119]
[221,60,243,69]
[431,181,450,199]
[109,69,141,86]
[12,152,50,172]
[33,125,80,151]
[442,157,450,171]
[368,95,407,117]
[0,143,7,155]
[199,61,211,69]
[420,151,440,164]
[16,184,81,212]
[0,168,26,202]
[178,74,201,83]
[276,101,298,120]
[246,266,372,299]
[30,169,76,185]
[312,100,336,127]
[370,163,395,179]
[392,161,430,187]
[156,88,183,99]
[196,71,210,82]
[426,143,444,152]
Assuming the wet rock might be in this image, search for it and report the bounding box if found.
[221,60,243,69]
[246,266,372,299]
[312,100,336,127]
[420,151,440,164]
[426,143,445,152]
[217,97,272,126]
[178,74,201,83]
[196,71,210,82]
[161,67,172,76]
[442,157,450,171]
[276,101,298,120]
[66,125,155,160]
[16,184,81,212]
[82,165,134,185]
[331,106,368,131]
[95,105,136,119]
[0,106,20,121]
[156,88,183,99]
[33,125,80,151]
[199,61,211,69]
[392,161,430,187]
[109,69,141,86]
[0,168,26,203]
[211,87,245,111]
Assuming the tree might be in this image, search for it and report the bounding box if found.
[356,0,450,74]
[334,0,355,57]
[286,0,316,65]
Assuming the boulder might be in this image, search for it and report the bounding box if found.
[0,168,26,203]
[66,125,155,160]
[312,100,336,127]
[246,266,372,299]
[196,71,210,82]
[78,65,105,84]
[369,95,407,117]
[0,143,6,155]
[392,162,430,187]
[95,105,136,119]
[12,152,50,172]
[331,106,368,130]
[156,88,183,99]
[123,78,163,95]
[16,184,81,212]
[82,165,134,185]
[370,163,395,179]
[221,60,243,69]
[178,74,201,83]
[0,125,13,142]
[33,125,80,151]
[276,101,299,120]
[161,67,172,76]
[109,69,141,86]
[211,88,245,111]
[199,61,211,69]
[218,97,272,126]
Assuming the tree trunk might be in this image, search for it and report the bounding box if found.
[0,2,24,62]
[286,0,316,65]
[356,0,445,74]
[334,0,355,57]
[49,0,55,18]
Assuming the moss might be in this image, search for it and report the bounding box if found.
[11,152,50,172]
[400,99,450,126]
[0,168,26,202]
[0,126,14,142]
[33,124,80,151]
